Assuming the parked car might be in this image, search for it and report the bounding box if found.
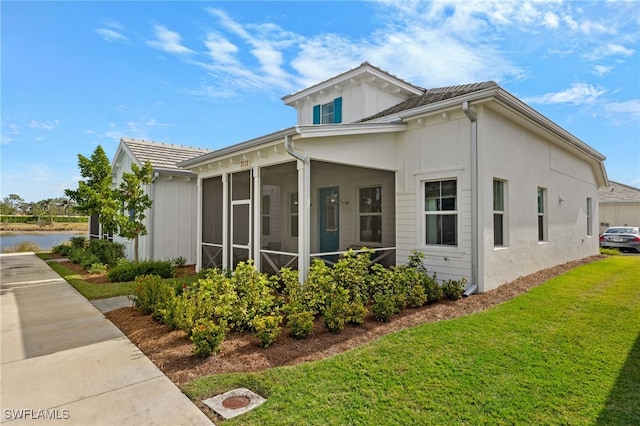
[599,226,640,253]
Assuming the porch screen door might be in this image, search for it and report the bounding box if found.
[230,171,251,269]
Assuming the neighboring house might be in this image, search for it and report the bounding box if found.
[598,181,640,233]
[178,62,608,293]
[110,138,212,264]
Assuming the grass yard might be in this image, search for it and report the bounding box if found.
[184,256,640,425]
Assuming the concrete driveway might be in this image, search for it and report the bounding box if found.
[0,253,213,425]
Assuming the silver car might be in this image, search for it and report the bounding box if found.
[599,226,640,253]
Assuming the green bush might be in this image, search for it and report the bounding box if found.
[229,261,279,330]
[346,297,368,325]
[442,278,467,301]
[287,311,314,339]
[87,262,107,274]
[70,236,87,250]
[331,249,372,303]
[372,293,396,322]
[88,239,124,267]
[52,243,73,257]
[253,315,283,348]
[323,287,350,333]
[406,283,427,308]
[107,259,175,282]
[301,259,335,315]
[423,274,443,304]
[191,318,227,357]
[172,256,187,267]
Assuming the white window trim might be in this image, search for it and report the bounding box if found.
[415,169,464,255]
[493,178,509,248]
[357,185,383,245]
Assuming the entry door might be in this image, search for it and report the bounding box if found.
[319,187,339,254]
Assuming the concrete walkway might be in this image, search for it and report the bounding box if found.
[0,253,213,425]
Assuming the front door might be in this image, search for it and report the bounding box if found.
[319,187,339,256]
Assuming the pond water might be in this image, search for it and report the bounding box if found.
[0,233,85,251]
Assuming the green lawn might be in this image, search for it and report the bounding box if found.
[184,256,640,425]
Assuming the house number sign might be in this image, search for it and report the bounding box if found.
[240,160,251,168]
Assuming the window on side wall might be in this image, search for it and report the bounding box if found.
[586,197,592,236]
[313,97,342,124]
[359,186,382,243]
[493,179,506,246]
[424,179,457,246]
[537,187,547,242]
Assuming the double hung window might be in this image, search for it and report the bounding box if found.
[424,180,457,246]
[493,179,505,246]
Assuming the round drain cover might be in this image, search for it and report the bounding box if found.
[222,396,251,409]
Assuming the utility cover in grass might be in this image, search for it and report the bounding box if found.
[203,388,266,419]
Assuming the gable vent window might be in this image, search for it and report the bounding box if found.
[313,97,342,124]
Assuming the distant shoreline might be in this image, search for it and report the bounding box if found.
[0,223,88,236]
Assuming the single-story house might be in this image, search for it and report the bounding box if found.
[109,137,212,264]
[598,181,640,233]
[177,62,608,293]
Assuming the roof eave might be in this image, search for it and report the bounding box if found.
[295,123,407,138]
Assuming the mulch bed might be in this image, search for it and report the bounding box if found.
[101,255,604,385]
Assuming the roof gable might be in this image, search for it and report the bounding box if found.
[117,138,212,174]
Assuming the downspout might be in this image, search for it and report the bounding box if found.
[285,133,310,283]
[462,101,479,296]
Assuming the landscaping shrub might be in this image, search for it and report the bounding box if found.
[442,278,467,301]
[346,296,368,325]
[229,261,279,330]
[52,243,73,257]
[331,249,371,303]
[323,287,350,333]
[87,262,107,274]
[300,259,335,315]
[423,274,443,304]
[69,236,87,250]
[172,256,187,268]
[406,283,427,308]
[87,239,124,267]
[191,318,227,357]
[253,315,283,348]
[287,311,314,339]
[107,259,175,282]
[372,293,396,322]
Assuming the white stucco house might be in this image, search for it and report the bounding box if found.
[176,62,608,293]
[109,138,212,264]
[598,181,640,233]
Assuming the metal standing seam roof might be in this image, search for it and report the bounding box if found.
[599,181,640,203]
[120,137,212,173]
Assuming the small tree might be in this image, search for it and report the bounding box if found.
[115,161,153,261]
[65,145,120,235]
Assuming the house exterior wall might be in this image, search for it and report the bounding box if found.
[112,153,199,264]
[395,110,474,284]
[296,82,411,125]
[477,106,601,291]
[151,177,199,264]
[599,203,640,232]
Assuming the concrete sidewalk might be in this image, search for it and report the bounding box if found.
[0,253,213,425]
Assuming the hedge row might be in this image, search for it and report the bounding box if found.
[1,215,89,224]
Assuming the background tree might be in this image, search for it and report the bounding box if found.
[115,161,154,261]
[65,145,120,236]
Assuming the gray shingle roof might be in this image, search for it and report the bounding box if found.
[599,181,640,203]
[121,138,212,172]
[361,81,499,122]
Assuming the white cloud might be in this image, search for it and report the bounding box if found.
[147,25,193,55]
[585,43,635,61]
[28,120,60,130]
[96,28,129,43]
[603,99,640,123]
[524,83,606,105]
[543,12,560,28]
[593,65,613,76]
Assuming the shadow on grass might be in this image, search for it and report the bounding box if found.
[596,331,640,425]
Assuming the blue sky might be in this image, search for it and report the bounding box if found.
[2,0,639,203]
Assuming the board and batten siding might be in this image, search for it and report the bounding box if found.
[395,110,474,285]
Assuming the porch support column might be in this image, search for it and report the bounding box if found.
[222,173,229,270]
[196,177,203,272]
[252,166,261,270]
[298,158,311,282]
